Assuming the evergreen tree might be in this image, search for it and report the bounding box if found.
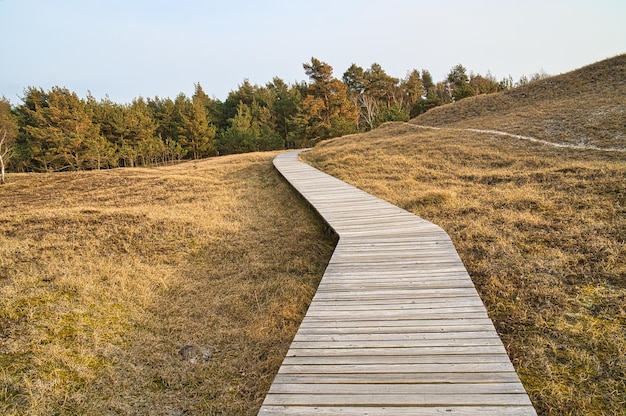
[84,135,117,170]
[469,72,501,95]
[15,87,99,171]
[401,69,425,115]
[118,97,157,167]
[14,87,52,171]
[217,101,255,154]
[222,79,258,123]
[177,93,216,159]
[301,57,359,141]
[411,69,442,116]
[374,103,410,126]
[217,100,282,155]
[148,96,179,158]
[363,63,399,107]
[342,64,366,95]
[268,77,301,148]
[447,64,475,101]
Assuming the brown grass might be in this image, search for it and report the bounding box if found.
[303,122,625,415]
[0,153,337,415]
[413,54,626,150]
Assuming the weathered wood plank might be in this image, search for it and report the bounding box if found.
[268,382,529,395]
[306,305,484,314]
[289,339,504,348]
[301,313,491,322]
[259,406,537,415]
[292,331,502,342]
[271,372,525,385]
[297,319,496,328]
[307,297,485,308]
[294,324,501,334]
[282,353,511,364]
[257,150,536,415]
[276,362,517,374]
[262,393,533,406]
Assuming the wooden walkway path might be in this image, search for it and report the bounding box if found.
[258,150,536,415]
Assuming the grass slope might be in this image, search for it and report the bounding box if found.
[0,153,336,415]
[303,56,625,416]
[413,54,626,150]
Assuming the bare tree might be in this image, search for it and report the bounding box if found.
[359,94,379,131]
[0,98,17,184]
[0,129,14,184]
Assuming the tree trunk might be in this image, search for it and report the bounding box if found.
[1,155,5,184]
[0,131,6,184]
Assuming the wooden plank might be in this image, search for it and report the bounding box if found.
[268,383,529,395]
[257,150,536,414]
[297,319,496,328]
[259,406,537,415]
[262,393,533,406]
[294,324,500,334]
[306,303,485,312]
[271,372,525,385]
[311,288,481,299]
[276,362,517,375]
[307,297,485,308]
[301,312,491,322]
[292,331,502,342]
[305,305,487,314]
[289,341,505,349]
[283,347,509,365]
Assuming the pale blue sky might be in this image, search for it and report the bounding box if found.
[1,0,624,104]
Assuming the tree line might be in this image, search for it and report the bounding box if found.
[0,57,545,178]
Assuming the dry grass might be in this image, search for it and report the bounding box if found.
[413,54,626,150]
[303,122,625,415]
[0,153,337,415]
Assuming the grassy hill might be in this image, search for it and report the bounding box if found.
[1,55,624,415]
[412,54,626,150]
[303,56,625,415]
[0,154,336,415]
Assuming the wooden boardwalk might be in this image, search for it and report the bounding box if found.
[258,150,536,415]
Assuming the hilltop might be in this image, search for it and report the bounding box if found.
[412,54,626,150]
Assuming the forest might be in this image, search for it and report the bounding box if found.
[0,57,541,176]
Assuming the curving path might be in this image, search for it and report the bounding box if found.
[412,123,626,153]
[258,150,536,415]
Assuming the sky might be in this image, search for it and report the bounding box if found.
[1,0,624,104]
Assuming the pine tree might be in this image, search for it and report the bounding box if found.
[301,57,359,141]
[118,98,156,167]
[401,69,425,115]
[268,77,301,148]
[16,87,99,171]
[447,64,475,101]
[181,97,216,159]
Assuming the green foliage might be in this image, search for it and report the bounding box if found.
[374,103,410,126]
[447,64,476,102]
[411,95,442,118]
[401,70,425,108]
[470,72,500,95]
[9,60,507,171]
[177,93,217,159]
[85,136,117,170]
[15,87,99,171]
[217,101,282,155]
[300,58,359,141]
[267,77,301,148]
